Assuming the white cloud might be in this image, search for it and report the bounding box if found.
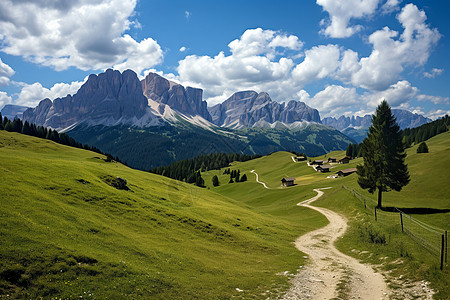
[177,28,303,103]
[417,94,449,105]
[292,44,340,85]
[364,80,418,108]
[14,80,85,107]
[0,58,15,86]
[304,85,360,117]
[179,46,187,52]
[0,91,12,109]
[344,4,441,91]
[185,11,191,20]
[317,0,381,38]
[0,0,163,74]
[423,68,444,78]
[382,0,401,14]
[424,109,450,120]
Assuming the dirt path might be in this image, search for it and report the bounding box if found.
[281,188,390,300]
[250,170,271,189]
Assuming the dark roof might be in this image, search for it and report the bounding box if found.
[338,168,357,174]
[317,164,332,169]
[282,177,296,181]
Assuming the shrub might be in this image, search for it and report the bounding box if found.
[416,141,429,153]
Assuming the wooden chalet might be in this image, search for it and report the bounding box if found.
[310,160,324,165]
[281,177,296,187]
[296,156,307,161]
[338,156,351,164]
[336,168,357,177]
[315,164,332,173]
[327,157,337,163]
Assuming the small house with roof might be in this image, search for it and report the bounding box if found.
[338,156,351,164]
[327,157,337,163]
[310,160,324,165]
[281,177,296,187]
[336,168,357,177]
[316,164,332,173]
[296,156,307,161]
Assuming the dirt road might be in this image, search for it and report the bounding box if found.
[281,188,390,300]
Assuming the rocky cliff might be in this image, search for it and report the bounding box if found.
[23,69,157,130]
[208,91,321,128]
[141,72,212,121]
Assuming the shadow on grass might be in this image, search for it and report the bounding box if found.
[381,207,450,214]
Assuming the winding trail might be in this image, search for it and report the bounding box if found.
[250,170,271,189]
[281,188,389,300]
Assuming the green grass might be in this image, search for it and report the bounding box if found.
[203,132,450,299]
[2,130,449,298]
[0,131,326,299]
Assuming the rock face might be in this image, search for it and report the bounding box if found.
[23,69,154,130]
[322,115,372,131]
[141,72,212,121]
[208,91,321,128]
[1,104,30,119]
[322,109,431,131]
[391,109,431,129]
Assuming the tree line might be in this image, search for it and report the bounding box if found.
[0,113,121,163]
[346,115,449,158]
[150,153,260,186]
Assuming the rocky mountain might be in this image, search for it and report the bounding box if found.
[323,109,431,143]
[141,72,212,122]
[23,69,159,131]
[209,91,321,128]
[1,104,30,120]
[323,109,430,131]
[322,115,372,131]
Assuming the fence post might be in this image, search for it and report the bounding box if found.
[400,212,404,232]
[446,230,448,263]
[364,199,366,209]
[374,207,377,222]
[441,234,445,270]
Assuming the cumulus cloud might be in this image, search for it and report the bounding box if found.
[177,28,303,103]
[423,68,444,78]
[303,85,360,117]
[363,80,418,108]
[339,4,441,91]
[179,46,187,52]
[417,94,449,105]
[0,0,163,74]
[382,0,401,14]
[0,58,15,86]
[317,0,380,38]
[0,91,12,109]
[292,44,340,85]
[14,80,85,107]
[424,109,450,120]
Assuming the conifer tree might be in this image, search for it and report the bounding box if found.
[357,100,410,208]
[240,174,247,182]
[212,175,219,187]
[416,141,429,153]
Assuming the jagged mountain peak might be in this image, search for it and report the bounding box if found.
[208,91,321,128]
[141,72,212,122]
[23,69,158,131]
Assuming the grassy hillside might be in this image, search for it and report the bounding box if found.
[203,131,450,298]
[0,131,326,299]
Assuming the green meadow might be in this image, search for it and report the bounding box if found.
[0,131,325,299]
[1,130,449,298]
[204,131,450,298]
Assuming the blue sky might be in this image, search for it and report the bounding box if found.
[0,0,449,119]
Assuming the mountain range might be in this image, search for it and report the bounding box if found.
[14,68,430,169]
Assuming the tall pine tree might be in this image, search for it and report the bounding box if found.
[357,100,410,208]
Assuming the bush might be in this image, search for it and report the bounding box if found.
[212,175,219,187]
